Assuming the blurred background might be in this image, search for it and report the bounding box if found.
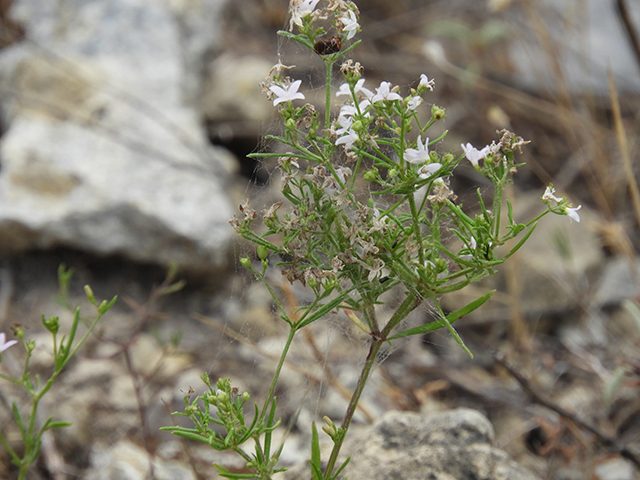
[1,0,640,479]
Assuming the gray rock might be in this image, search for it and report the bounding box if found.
[284,408,540,480]
[86,440,196,480]
[0,0,237,273]
[591,256,640,309]
[508,0,640,95]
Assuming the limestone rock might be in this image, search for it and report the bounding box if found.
[0,0,237,273]
[284,408,540,480]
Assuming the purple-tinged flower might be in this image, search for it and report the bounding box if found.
[270,80,305,106]
[371,81,402,103]
[461,143,491,167]
[542,186,562,203]
[0,332,17,353]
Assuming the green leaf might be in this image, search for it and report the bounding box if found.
[12,402,25,437]
[310,422,322,480]
[501,223,537,260]
[44,420,72,430]
[163,429,213,445]
[263,397,277,462]
[331,456,351,480]
[214,464,260,479]
[296,291,351,330]
[387,290,495,340]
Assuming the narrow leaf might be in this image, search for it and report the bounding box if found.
[388,290,495,340]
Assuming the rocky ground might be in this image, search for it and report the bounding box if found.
[1,0,640,479]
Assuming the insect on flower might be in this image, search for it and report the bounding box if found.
[314,35,342,55]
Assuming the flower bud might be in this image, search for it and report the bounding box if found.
[84,285,96,305]
[242,391,251,403]
[240,257,252,269]
[257,245,269,260]
[11,323,24,340]
[363,168,378,182]
[323,279,338,293]
[41,315,60,335]
[285,118,296,130]
[431,105,446,120]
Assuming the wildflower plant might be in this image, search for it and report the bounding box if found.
[163,1,581,478]
[0,265,116,480]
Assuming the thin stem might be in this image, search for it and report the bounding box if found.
[324,58,334,131]
[323,338,383,479]
[407,194,425,266]
[260,325,297,421]
[492,183,503,239]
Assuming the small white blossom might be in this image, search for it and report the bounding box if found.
[336,79,373,99]
[418,163,442,179]
[565,205,582,223]
[542,186,562,203]
[405,136,430,164]
[339,9,359,40]
[336,129,359,148]
[335,113,353,134]
[270,80,305,106]
[461,143,491,167]
[371,81,402,103]
[290,0,321,30]
[0,332,17,353]
[407,96,423,111]
[336,83,352,97]
[419,74,435,91]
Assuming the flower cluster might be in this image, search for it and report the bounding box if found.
[175,2,584,479]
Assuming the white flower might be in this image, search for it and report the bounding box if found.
[335,113,353,134]
[270,80,305,106]
[0,332,17,353]
[336,129,359,148]
[461,142,491,167]
[290,0,321,29]
[371,81,402,103]
[419,74,435,91]
[337,79,373,99]
[336,83,351,97]
[542,186,562,203]
[418,163,442,179]
[565,205,582,222]
[335,115,358,147]
[407,96,423,111]
[405,136,430,164]
[339,9,359,40]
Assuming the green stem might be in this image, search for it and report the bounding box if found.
[324,58,334,131]
[407,194,425,266]
[260,325,297,422]
[323,338,384,479]
[492,183,503,239]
